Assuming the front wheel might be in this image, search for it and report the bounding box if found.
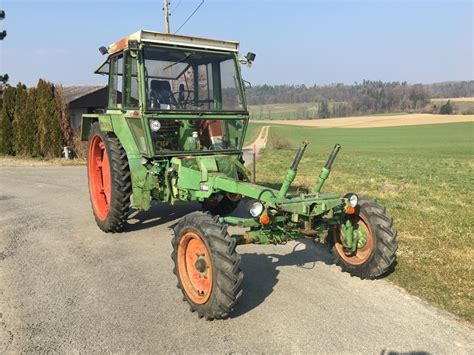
[171,211,243,320]
[332,196,397,279]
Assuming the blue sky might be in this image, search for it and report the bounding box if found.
[0,0,472,87]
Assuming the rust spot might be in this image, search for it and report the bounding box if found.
[126,110,141,119]
[108,36,130,55]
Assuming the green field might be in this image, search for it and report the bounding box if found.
[248,102,412,120]
[249,103,321,119]
[249,100,474,119]
[246,121,474,322]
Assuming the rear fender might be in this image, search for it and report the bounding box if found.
[80,114,113,141]
[81,113,151,211]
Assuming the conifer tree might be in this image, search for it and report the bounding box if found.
[13,82,28,155]
[318,99,330,119]
[440,100,453,115]
[36,80,63,157]
[0,85,16,155]
[54,85,73,148]
[24,87,38,156]
[35,79,48,156]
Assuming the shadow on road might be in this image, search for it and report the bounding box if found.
[123,200,338,318]
[232,239,334,318]
[124,201,201,232]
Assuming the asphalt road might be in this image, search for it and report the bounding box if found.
[1,166,473,353]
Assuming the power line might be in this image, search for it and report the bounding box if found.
[172,0,183,13]
[174,0,205,34]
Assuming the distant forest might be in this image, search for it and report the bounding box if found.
[246,80,474,118]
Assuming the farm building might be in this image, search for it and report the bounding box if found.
[63,85,107,130]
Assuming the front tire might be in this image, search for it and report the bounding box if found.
[171,211,243,320]
[332,196,397,279]
[87,122,132,232]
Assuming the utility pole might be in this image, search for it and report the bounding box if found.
[0,9,7,91]
[163,0,170,33]
[0,10,6,40]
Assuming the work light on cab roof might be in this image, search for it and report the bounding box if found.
[81,29,398,320]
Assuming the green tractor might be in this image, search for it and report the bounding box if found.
[82,30,397,320]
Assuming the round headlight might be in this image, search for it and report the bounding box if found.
[249,201,264,217]
[149,120,161,132]
[348,194,358,208]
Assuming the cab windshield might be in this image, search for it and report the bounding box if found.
[144,46,244,111]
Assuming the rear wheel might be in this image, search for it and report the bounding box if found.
[332,196,397,279]
[171,211,243,320]
[87,122,132,232]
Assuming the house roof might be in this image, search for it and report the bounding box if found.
[62,85,106,104]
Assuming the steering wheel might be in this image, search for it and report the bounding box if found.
[168,90,194,108]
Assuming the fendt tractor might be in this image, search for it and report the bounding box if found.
[81,30,397,320]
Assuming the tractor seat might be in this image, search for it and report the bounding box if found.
[150,80,177,106]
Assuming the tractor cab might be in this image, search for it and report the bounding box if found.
[89,30,253,157]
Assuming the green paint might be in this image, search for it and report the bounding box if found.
[278,169,296,198]
[314,167,330,193]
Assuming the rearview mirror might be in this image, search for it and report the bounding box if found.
[99,46,108,55]
[239,52,256,67]
[245,52,256,63]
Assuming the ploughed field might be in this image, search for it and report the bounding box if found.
[247,121,474,322]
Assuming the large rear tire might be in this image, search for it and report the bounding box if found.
[171,211,243,320]
[332,196,397,279]
[87,122,132,232]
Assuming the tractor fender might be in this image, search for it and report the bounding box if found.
[80,114,113,141]
[81,113,151,211]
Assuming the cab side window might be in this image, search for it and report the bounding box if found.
[123,51,139,109]
[108,54,123,108]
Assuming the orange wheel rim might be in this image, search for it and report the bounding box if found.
[177,231,213,304]
[88,134,111,221]
[334,214,374,266]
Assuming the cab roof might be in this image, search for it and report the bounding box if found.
[107,30,240,55]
